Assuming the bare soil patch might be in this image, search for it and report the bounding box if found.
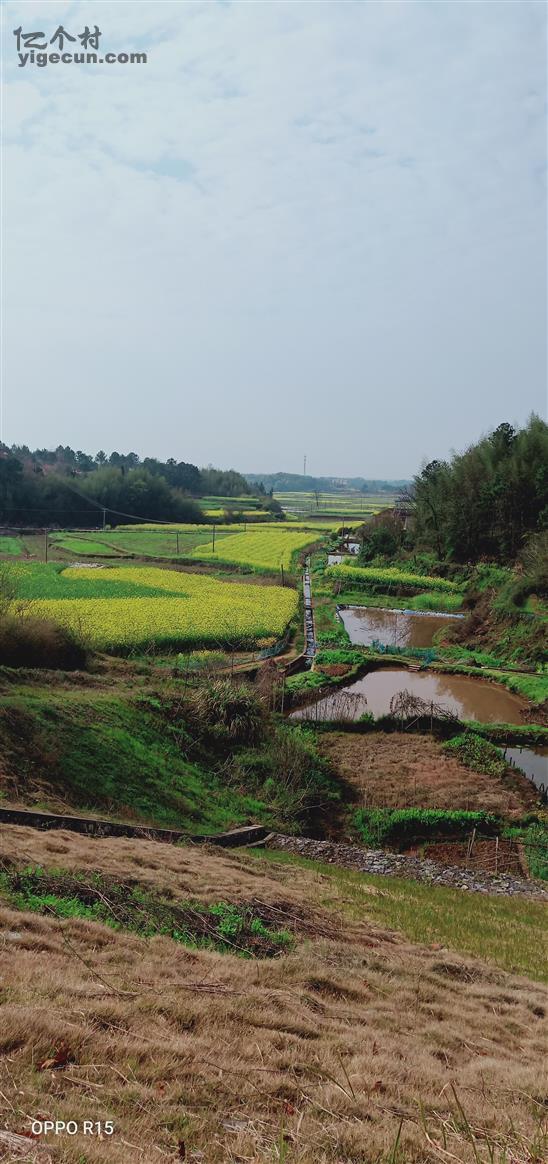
[320,731,537,813]
[404,838,525,878]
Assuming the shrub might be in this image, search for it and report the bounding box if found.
[285,670,327,695]
[443,733,507,778]
[315,648,359,666]
[191,679,264,744]
[353,807,499,849]
[229,725,340,826]
[0,615,87,670]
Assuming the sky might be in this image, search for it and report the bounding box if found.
[2,0,546,478]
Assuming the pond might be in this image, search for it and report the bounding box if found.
[339,605,463,649]
[504,746,548,792]
[290,667,528,725]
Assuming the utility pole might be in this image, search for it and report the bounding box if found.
[44,528,48,563]
[212,525,216,553]
[280,562,285,587]
[102,507,107,530]
[303,454,307,477]
[176,531,180,554]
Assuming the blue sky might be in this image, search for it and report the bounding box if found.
[2,0,546,476]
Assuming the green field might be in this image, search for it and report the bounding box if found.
[49,523,324,569]
[0,536,24,556]
[51,526,235,558]
[275,490,396,516]
[13,563,299,652]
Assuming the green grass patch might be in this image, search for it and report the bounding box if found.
[0,865,294,958]
[0,684,340,834]
[0,536,24,556]
[327,564,460,593]
[251,849,548,981]
[443,733,508,778]
[0,688,271,831]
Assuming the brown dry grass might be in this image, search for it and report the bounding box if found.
[319,732,537,814]
[0,827,546,1164]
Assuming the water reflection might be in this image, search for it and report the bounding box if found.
[339,605,462,649]
[291,668,527,725]
[504,746,548,791]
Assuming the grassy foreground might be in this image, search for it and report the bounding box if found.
[0,826,546,1164]
[252,849,547,981]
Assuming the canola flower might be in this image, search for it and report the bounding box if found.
[190,528,317,570]
[326,564,460,593]
[28,566,299,651]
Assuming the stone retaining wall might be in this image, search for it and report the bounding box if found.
[267,833,548,900]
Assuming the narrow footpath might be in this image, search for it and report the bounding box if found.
[303,556,316,661]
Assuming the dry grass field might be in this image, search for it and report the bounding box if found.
[318,732,538,815]
[0,826,546,1164]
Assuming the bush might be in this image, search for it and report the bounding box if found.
[443,733,507,778]
[353,807,499,849]
[229,725,340,826]
[0,615,88,670]
[315,648,359,666]
[285,670,327,696]
[359,522,400,562]
[191,679,264,744]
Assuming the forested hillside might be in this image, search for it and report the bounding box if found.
[408,416,547,562]
[0,444,258,527]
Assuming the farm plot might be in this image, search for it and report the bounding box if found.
[327,563,461,593]
[275,491,396,516]
[13,564,299,652]
[50,526,235,558]
[189,527,318,571]
[0,536,24,556]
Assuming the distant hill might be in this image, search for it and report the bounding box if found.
[245,472,409,494]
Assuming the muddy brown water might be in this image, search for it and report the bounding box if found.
[339,605,462,648]
[504,747,548,791]
[291,667,528,724]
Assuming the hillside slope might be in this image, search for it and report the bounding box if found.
[0,826,546,1164]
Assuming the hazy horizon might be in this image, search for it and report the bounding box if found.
[3,1,546,477]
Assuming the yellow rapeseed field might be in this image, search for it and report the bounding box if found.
[31,567,298,651]
[190,527,317,570]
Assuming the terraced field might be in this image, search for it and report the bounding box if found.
[12,563,299,651]
[327,563,462,593]
[0,536,24,556]
[50,522,345,562]
[50,526,233,558]
[189,527,318,571]
[275,490,397,516]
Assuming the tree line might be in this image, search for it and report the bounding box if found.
[0,444,276,528]
[407,415,548,562]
